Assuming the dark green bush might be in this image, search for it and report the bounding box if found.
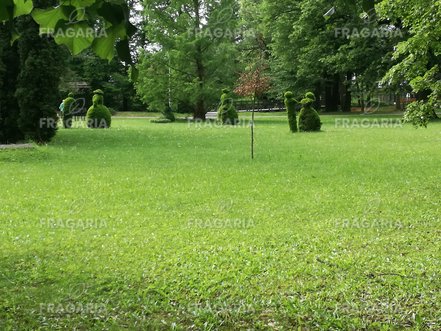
[86,89,112,128]
[15,14,64,144]
[217,88,239,125]
[298,92,322,132]
[284,91,299,133]
[0,27,23,144]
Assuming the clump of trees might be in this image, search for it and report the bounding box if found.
[0,1,64,144]
[135,0,240,120]
[0,0,138,144]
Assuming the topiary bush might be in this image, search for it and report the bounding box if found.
[284,91,299,133]
[86,89,112,128]
[217,88,239,125]
[298,92,322,132]
[62,92,75,129]
[305,92,316,101]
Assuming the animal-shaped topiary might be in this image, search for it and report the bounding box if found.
[298,92,321,132]
[62,92,75,129]
[217,88,239,125]
[86,89,112,128]
[284,91,300,132]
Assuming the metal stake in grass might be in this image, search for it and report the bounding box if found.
[251,97,255,159]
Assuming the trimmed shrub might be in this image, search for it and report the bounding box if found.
[217,88,239,125]
[62,93,75,129]
[298,92,322,132]
[284,91,299,133]
[86,89,112,128]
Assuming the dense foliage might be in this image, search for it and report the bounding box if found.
[0,27,22,144]
[136,0,240,119]
[15,3,65,144]
[64,52,143,113]
[379,0,440,125]
[0,0,439,146]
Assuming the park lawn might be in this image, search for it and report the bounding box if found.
[0,115,440,330]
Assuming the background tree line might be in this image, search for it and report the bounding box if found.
[1,0,439,143]
[135,0,439,121]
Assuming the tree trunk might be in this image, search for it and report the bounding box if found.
[194,98,206,120]
[313,84,322,110]
[339,73,352,112]
[360,88,365,113]
[395,93,401,111]
[192,0,206,121]
[325,75,339,112]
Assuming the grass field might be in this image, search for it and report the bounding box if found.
[1,114,440,330]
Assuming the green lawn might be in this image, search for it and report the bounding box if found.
[1,115,440,330]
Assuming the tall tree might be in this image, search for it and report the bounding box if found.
[15,0,65,143]
[136,0,240,119]
[264,0,399,112]
[65,51,142,112]
[0,27,23,144]
[379,0,440,124]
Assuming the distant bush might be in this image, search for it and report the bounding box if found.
[107,107,117,116]
[298,92,322,132]
[217,88,239,125]
[151,118,172,124]
[403,101,437,128]
[284,91,299,132]
[162,106,175,122]
[86,89,112,128]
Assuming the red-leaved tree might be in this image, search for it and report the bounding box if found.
[234,66,271,159]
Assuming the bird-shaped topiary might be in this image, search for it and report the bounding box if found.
[86,89,112,128]
[217,88,239,125]
[284,91,300,133]
[298,92,321,132]
[62,92,75,129]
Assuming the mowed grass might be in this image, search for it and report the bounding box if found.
[0,114,440,330]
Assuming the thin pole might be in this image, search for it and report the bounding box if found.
[251,95,255,159]
[168,53,172,108]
